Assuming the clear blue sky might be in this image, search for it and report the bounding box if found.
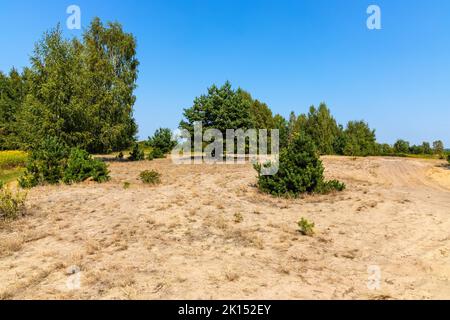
[1,0,449,146]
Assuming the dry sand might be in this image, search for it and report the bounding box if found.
[0,156,449,300]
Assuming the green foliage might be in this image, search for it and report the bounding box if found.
[447,154,450,165]
[180,82,254,148]
[421,142,432,155]
[409,144,424,155]
[63,148,110,184]
[394,139,410,154]
[151,147,165,159]
[123,181,130,189]
[148,128,176,154]
[139,170,161,185]
[0,187,27,220]
[116,152,124,160]
[298,218,315,236]
[18,136,109,188]
[128,143,145,161]
[342,121,377,156]
[18,137,68,188]
[248,98,275,130]
[300,104,342,155]
[377,143,394,155]
[433,140,444,155]
[0,69,28,150]
[254,134,345,196]
[272,114,289,149]
[0,180,4,189]
[318,179,346,194]
[6,18,138,153]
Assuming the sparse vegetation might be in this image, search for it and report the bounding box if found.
[298,218,315,236]
[0,187,27,220]
[234,212,243,223]
[123,181,131,189]
[139,170,161,185]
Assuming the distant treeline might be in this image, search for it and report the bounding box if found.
[0,18,138,153]
[180,82,447,157]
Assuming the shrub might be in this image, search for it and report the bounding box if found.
[18,136,109,188]
[63,148,110,184]
[116,152,124,160]
[0,180,4,189]
[447,154,450,165]
[147,151,154,161]
[139,170,161,185]
[151,147,165,159]
[148,128,176,154]
[18,137,69,188]
[317,179,346,194]
[0,187,27,220]
[298,218,315,236]
[254,134,345,196]
[123,181,130,189]
[128,143,145,161]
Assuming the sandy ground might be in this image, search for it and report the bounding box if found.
[0,156,449,300]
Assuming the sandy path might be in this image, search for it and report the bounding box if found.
[0,156,449,300]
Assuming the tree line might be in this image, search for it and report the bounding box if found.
[180,82,446,158]
[0,18,138,153]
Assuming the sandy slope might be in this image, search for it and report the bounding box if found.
[0,156,449,300]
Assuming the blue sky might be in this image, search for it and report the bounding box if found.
[0,0,449,146]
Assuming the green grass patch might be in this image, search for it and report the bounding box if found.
[0,167,25,184]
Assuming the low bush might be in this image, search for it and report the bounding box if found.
[0,180,4,189]
[448,154,450,165]
[317,179,346,194]
[128,143,145,161]
[298,218,315,236]
[139,170,161,185]
[63,148,110,184]
[0,187,27,220]
[254,134,345,196]
[18,137,68,188]
[18,137,109,188]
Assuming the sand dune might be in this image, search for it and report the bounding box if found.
[1,156,449,299]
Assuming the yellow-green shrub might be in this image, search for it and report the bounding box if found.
[0,187,27,220]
